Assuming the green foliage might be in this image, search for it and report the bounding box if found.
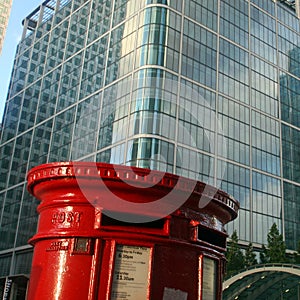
[259,245,268,264]
[244,242,257,268]
[225,230,245,277]
[225,224,297,278]
[262,223,286,263]
[292,240,300,264]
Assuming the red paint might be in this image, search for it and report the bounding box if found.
[26,162,239,299]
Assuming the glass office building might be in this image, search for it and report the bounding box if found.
[0,0,12,54]
[0,0,300,292]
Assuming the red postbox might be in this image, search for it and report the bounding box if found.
[26,162,239,299]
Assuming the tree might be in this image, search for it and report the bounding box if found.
[259,245,268,264]
[244,242,258,268]
[226,230,245,277]
[262,223,286,263]
[292,240,300,264]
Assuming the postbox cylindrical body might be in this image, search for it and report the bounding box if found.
[26,162,239,300]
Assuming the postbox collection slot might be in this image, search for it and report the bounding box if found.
[101,214,167,231]
[197,226,226,249]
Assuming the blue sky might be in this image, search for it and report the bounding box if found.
[0,0,42,122]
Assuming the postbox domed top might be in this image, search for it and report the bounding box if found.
[27,162,239,225]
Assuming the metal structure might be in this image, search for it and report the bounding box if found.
[21,0,69,34]
[279,0,300,17]
[223,263,300,300]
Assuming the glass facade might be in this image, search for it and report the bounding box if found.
[0,0,300,279]
[0,0,12,54]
